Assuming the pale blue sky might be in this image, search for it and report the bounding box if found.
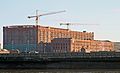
[0,0,120,46]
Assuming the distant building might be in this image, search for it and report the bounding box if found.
[3,25,94,52]
[0,49,19,54]
[0,49,10,54]
[114,42,120,52]
[51,38,114,53]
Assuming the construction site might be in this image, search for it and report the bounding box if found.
[2,10,114,53]
[1,9,120,69]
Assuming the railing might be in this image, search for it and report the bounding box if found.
[0,52,120,59]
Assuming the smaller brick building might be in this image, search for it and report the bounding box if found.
[51,38,114,53]
[51,38,72,53]
[114,42,120,52]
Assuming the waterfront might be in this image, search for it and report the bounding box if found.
[0,69,120,73]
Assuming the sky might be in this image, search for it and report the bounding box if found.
[0,0,120,47]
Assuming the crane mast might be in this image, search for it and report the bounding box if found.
[36,10,39,25]
[28,10,66,25]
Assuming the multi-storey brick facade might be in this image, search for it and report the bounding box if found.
[3,25,37,52]
[51,38,114,53]
[37,26,94,43]
[3,25,94,52]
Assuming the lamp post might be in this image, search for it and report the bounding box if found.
[27,40,29,53]
[12,40,13,50]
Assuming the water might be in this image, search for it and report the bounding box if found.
[0,69,120,73]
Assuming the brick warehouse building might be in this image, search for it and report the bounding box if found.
[51,38,114,53]
[3,25,94,52]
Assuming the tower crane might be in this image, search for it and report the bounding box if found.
[60,22,99,30]
[28,10,66,25]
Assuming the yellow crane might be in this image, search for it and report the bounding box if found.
[60,22,99,30]
[28,10,66,25]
